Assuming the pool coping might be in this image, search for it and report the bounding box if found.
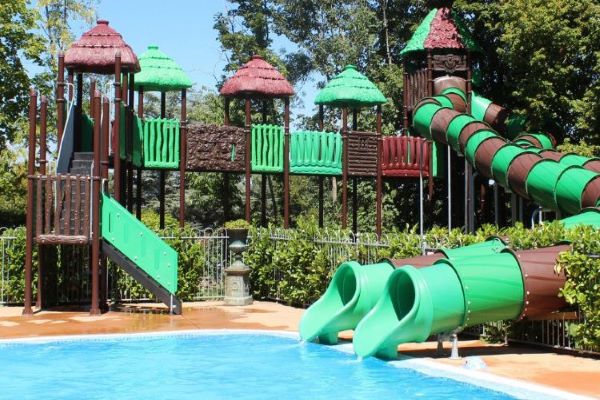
[0,329,594,400]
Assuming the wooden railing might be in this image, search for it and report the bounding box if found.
[381,136,431,178]
[34,174,91,245]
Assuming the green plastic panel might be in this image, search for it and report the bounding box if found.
[431,95,454,109]
[471,92,493,122]
[352,263,465,359]
[413,103,443,139]
[440,237,506,261]
[143,118,180,169]
[525,160,572,210]
[441,87,467,102]
[446,114,476,152]
[81,113,93,152]
[464,130,497,165]
[491,145,530,187]
[560,154,590,168]
[299,261,393,344]
[290,130,342,175]
[561,208,600,229]
[528,133,554,149]
[555,167,600,215]
[436,252,524,327]
[251,124,284,173]
[101,193,178,294]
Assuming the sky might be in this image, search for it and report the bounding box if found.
[65,0,318,117]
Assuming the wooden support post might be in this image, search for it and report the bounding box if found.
[89,79,96,116]
[223,97,231,223]
[427,50,433,96]
[283,97,290,228]
[403,60,409,130]
[261,101,267,227]
[244,98,251,223]
[23,88,37,316]
[67,70,74,101]
[127,73,135,212]
[318,105,325,228]
[465,51,474,231]
[113,53,122,203]
[341,108,348,229]
[136,87,144,220]
[74,73,83,152]
[56,53,65,145]
[36,97,48,309]
[376,105,383,237]
[90,90,101,315]
[179,89,187,227]
[121,74,129,204]
[351,109,358,233]
[159,91,166,229]
[100,97,110,311]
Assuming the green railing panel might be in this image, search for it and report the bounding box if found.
[143,118,180,169]
[251,124,284,173]
[101,193,178,294]
[290,130,342,175]
[81,113,93,152]
[132,115,143,168]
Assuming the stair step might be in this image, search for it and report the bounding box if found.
[73,152,94,161]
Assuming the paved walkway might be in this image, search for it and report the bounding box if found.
[1,301,599,398]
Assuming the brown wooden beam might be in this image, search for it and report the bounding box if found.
[23,88,36,316]
[283,97,290,228]
[159,91,166,229]
[376,105,383,237]
[56,53,65,144]
[113,52,122,203]
[318,105,324,228]
[244,98,251,223]
[179,89,187,228]
[136,87,144,220]
[36,96,48,309]
[341,108,348,229]
[90,90,101,315]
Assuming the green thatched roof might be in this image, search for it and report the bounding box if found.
[134,45,192,92]
[314,65,387,108]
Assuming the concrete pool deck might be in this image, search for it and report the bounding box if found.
[1,301,599,398]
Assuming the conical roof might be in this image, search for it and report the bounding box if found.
[314,65,387,108]
[64,20,139,74]
[400,8,478,56]
[134,45,192,92]
[220,55,294,98]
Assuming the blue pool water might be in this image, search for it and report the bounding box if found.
[0,332,515,399]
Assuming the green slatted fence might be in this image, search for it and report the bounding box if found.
[290,130,342,175]
[251,124,284,173]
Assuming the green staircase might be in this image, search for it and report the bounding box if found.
[101,193,181,314]
[251,124,284,173]
[290,130,342,175]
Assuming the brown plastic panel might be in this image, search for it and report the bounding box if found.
[517,134,543,148]
[581,176,600,209]
[458,121,492,153]
[386,253,444,268]
[445,93,467,113]
[186,123,246,172]
[430,108,458,144]
[507,153,543,198]
[474,137,507,178]
[483,103,510,132]
[583,159,600,173]
[348,131,378,177]
[433,76,467,95]
[508,245,569,320]
[539,149,564,162]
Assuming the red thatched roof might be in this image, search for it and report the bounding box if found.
[220,55,294,98]
[64,20,139,74]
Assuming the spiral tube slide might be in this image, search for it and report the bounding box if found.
[412,96,600,215]
[299,238,506,343]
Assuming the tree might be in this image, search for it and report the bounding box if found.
[0,1,44,148]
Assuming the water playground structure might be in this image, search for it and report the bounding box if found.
[21,2,600,359]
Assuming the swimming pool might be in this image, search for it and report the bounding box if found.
[0,331,563,399]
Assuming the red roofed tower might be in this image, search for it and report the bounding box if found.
[220,55,295,228]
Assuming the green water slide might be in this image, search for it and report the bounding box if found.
[101,193,182,314]
[299,238,506,345]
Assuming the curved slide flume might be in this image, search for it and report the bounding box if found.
[299,238,507,344]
